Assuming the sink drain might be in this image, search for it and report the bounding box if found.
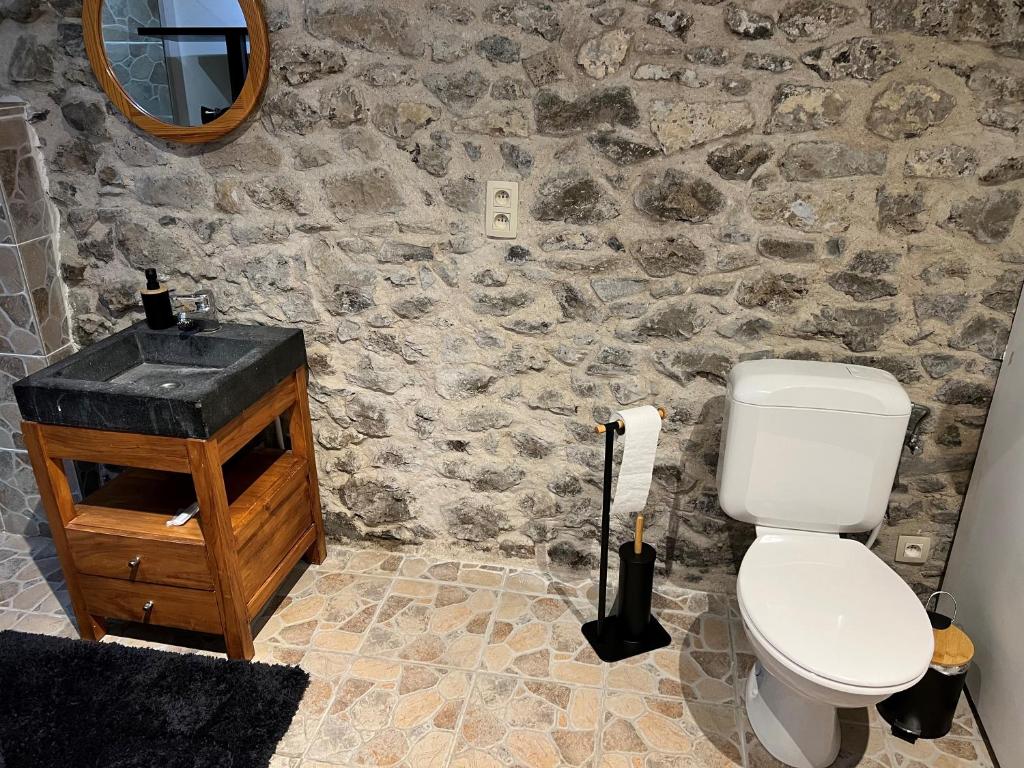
[159,381,180,390]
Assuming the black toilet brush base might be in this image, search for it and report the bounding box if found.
[581,613,672,663]
[583,541,671,662]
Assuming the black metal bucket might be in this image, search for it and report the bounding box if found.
[877,592,970,743]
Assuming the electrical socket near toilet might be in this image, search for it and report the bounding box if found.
[895,535,931,564]
[485,181,518,238]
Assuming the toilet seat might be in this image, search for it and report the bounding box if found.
[737,532,934,690]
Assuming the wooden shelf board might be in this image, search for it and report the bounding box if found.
[69,447,302,545]
[69,504,205,544]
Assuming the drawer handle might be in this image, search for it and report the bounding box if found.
[128,556,141,569]
[143,600,154,614]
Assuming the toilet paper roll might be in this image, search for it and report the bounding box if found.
[610,405,662,519]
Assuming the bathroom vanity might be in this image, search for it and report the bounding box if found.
[14,322,326,660]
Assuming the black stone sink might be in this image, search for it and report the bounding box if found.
[14,322,306,438]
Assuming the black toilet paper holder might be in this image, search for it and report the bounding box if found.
[581,412,672,663]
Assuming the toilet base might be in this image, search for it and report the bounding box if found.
[745,662,841,768]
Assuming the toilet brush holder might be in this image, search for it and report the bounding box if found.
[581,417,671,663]
[615,542,657,638]
[582,540,671,662]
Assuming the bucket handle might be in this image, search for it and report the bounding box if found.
[926,591,957,623]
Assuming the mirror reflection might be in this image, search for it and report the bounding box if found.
[101,0,251,127]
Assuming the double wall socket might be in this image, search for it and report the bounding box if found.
[485,180,518,239]
[895,535,931,564]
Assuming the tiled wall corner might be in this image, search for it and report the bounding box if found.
[0,447,47,536]
[20,236,71,353]
[0,352,45,451]
[0,242,43,356]
[0,108,57,245]
[0,103,71,536]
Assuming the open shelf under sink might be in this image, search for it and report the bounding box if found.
[68,447,307,544]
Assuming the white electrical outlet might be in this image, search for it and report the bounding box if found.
[485,180,518,239]
[895,535,931,564]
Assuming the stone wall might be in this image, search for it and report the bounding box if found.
[1,0,1023,592]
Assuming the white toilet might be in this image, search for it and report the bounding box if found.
[717,360,935,768]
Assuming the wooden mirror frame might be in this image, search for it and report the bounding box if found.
[83,0,269,144]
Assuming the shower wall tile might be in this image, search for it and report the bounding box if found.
[0,109,64,537]
[0,345,69,534]
[0,353,45,450]
[0,190,14,245]
[0,288,43,356]
[0,243,27,294]
[0,448,46,536]
[0,115,54,245]
[20,237,69,353]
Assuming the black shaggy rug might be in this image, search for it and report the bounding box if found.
[0,630,309,768]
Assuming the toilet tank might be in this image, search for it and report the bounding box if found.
[717,359,912,534]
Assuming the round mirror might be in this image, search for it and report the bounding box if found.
[84,0,269,143]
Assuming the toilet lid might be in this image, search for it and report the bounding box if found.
[737,533,934,689]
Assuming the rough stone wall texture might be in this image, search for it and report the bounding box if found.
[1,0,1023,592]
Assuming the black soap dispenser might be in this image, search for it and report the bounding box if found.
[141,268,175,330]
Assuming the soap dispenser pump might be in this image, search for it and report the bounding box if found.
[141,268,175,330]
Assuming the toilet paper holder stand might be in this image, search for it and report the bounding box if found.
[581,408,672,663]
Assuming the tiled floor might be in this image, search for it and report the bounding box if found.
[0,533,997,767]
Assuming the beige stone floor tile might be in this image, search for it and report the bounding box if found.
[274,562,318,597]
[361,579,497,668]
[32,584,72,615]
[606,610,735,704]
[504,567,601,602]
[729,620,758,705]
[322,546,404,576]
[886,734,994,768]
[257,571,392,653]
[262,647,354,758]
[399,556,506,589]
[12,610,76,637]
[839,705,887,729]
[6,578,56,612]
[482,591,604,686]
[0,532,999,768]
[451,672,601,768]
[6,535,55,557]
[521,570,731,613]
[600,691,744,767]
[946,693,983,741]
[652,584,731,617]
[305,657,469,766]
[0,544,63,613]
[728,595,741,620]
[743,717,891,768]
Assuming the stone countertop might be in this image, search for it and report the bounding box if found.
[14,321,306,438]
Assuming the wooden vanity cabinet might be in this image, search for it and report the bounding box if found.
[21,366,326,660]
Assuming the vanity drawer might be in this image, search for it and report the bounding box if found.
[67,530,214,590]
[79,574,223,634]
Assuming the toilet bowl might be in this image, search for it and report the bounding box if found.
[716,360,936,768]
[736,531,934,767]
